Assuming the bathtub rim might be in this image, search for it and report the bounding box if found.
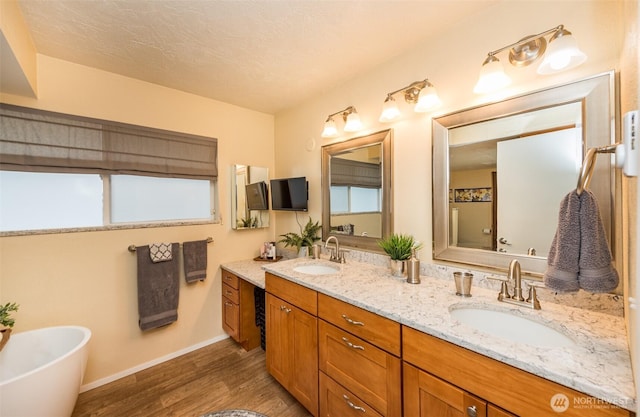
[0,325,92,387]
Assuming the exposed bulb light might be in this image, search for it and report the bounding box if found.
[379,78,442,123]
[537,28,587,74]
[414,82,442,112]
[474,55,511,94]
[379,95,401,122]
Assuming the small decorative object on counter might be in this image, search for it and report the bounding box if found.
[278,217,322,257]
[454,272,473,297]
[377,233,422,277]
[406,248,421,284]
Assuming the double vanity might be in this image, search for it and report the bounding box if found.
[221,255,635,417]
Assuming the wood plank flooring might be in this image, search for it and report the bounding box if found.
[72,338,313,417]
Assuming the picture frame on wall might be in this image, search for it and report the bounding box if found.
[454,187,492,202]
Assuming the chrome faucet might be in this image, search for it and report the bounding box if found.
[324,236,345,263]
[488,259,541,310]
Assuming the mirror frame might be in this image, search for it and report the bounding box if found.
[433,72,616,276]
[322,129,393,252]
[230,164,270,230]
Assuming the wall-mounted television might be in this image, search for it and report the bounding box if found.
[245,181,269,210]
[270,177,308,211]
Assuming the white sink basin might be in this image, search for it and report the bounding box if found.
[293,264,340,275]
[449,306,575,348]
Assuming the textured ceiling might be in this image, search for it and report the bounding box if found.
[16,0,498,114]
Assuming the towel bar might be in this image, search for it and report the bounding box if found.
[128,237,213,253]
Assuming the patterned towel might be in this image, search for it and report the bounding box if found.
[149,242,172,263]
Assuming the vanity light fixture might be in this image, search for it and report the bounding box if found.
[321,106,363,138]
[379,79,442,122]
[474,24,587,94]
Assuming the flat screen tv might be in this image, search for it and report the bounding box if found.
[245,181,269,210]
[270,177,308,211]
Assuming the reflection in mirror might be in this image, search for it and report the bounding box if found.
[433,72,615,275]
[231,164,270,230]
[322,129,393,251]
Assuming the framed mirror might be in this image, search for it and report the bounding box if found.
[322,129,393,251]
[433,72,615,275]
[231,164,270,230]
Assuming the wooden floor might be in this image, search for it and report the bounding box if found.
[72,338,313,417]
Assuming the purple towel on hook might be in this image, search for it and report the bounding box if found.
[183,240,208,283]
[543,190,581,292]
[577,190,619,292]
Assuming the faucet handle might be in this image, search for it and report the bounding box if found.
[487,276,511,301]
[525,282,542,310]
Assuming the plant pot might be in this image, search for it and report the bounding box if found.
[0,328,12,352]
[298,246,309,258]
[390,259,406,277]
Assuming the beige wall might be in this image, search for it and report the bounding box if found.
[0,55,276,387]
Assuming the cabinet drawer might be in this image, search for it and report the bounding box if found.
[222,269,239,289]
[222,283,239,304]
[319,320,401,417]
[320,372,384,417]
[266,273,317,315]
[403,326,632,417]
[318,293,400,356]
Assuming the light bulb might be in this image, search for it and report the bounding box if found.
[474,56,511,94]
[379,96,401,122]
[344,112,362,132]
[321,118,338,137]
[537,30,587,75]
[414,85,442,112]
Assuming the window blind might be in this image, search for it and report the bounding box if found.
[0,104,218,180]
[330,157,381,188]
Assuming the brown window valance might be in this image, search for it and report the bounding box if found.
[0,104,218,180]
[330,157,381,188]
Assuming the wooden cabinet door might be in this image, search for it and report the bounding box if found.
[265,292,318,416]
[222,296,239,340]
[404,362,487,417]
[265,292,290,386]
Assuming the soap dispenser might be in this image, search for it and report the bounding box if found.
[407,248,420,284]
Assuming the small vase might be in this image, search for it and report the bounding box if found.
[0,328,12,352]
[389,259,406,277]
[298,246,309,258]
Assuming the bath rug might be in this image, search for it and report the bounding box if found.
[200,410,268,417]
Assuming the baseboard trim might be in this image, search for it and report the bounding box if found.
[80,334,230,393]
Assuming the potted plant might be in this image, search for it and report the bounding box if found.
[278,217,322,257]
[378,234,422,277]
[0,302,19,352]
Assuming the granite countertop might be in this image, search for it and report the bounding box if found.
[221,257,635,412]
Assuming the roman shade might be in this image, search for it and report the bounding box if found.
[330,157,381,188]
[0,104,217,180]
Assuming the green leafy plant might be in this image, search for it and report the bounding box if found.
[240,216,258,228]
[377,233,422,261]
[278,217,322,251]
[0,302,19,328]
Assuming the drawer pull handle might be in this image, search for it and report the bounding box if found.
[341,314,364,326]
[342,395,366,412]
[225,290,232,295]
[280,305,291,314]
[467,405,477,417]
[341,337,364,350]
[224,275,232,281]
[224,301,234,307]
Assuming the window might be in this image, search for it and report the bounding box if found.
[0,104,218,233]
[330,185,381,214]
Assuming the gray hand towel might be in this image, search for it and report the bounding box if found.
[136,243,179,331]
[543,190,581,292]
[182,240,208,283]
[577,190,619,292]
